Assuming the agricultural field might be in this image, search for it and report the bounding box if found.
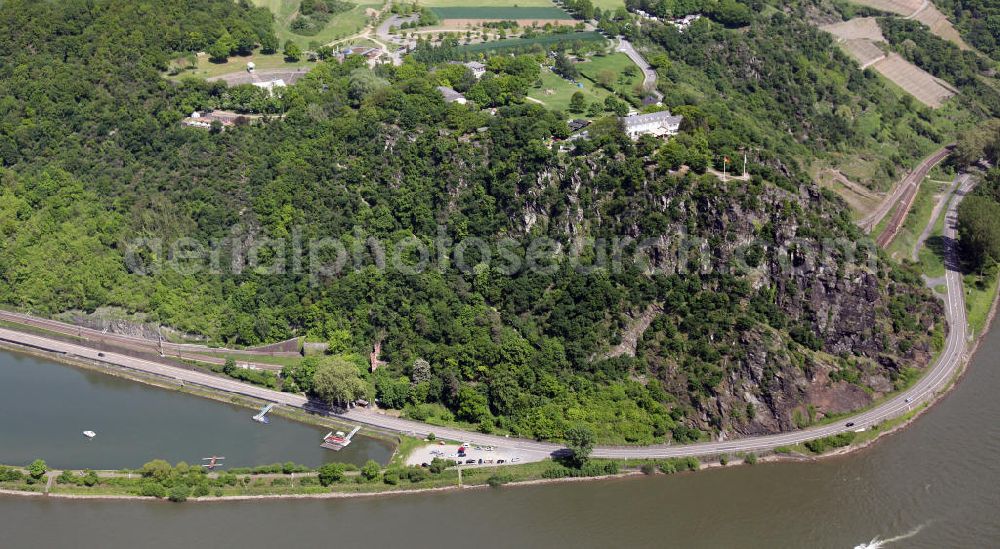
[418,0,557,6]
[842,38,887,67]
[821,18,888,68]
[871,53,955,107]
[453,31,605,54]
[912,5,968,49]
[848,0,922,15]
[820,17,884,42]
[847,0,966,48]
[431,5,575,21]
[820,14,959,105]
[251,0,381,48]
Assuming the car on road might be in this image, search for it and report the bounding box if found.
[845,422,855,427]
[905,397,913,403]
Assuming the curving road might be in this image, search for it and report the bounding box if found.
[615,37,663,102]
[0,181,975,460]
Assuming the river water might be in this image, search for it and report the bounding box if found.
[0,351,393,469]
[2,325,999,548]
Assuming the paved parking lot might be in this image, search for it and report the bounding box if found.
[405,443,533,468]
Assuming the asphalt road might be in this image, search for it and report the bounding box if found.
[615,37,663,101]
[0,180,974,460]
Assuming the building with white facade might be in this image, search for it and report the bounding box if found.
[620,111,683,139]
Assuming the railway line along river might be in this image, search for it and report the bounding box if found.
[1,318,999,547]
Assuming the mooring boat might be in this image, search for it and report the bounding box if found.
[320,426,360,451]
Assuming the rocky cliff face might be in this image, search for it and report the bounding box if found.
[514,154,942,438]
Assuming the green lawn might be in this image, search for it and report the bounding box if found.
[885,176,946,261]
[917,188,951,278]
[965,268,1000,338]
[527,69,614,115]
[589,0,625,10]
[576,52,642,102]
[251,0,380,49]
[168,52,313,80]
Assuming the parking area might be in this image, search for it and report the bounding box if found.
[405,442,531,468]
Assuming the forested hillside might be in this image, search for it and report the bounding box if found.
[0,0,944,443]
[631,4,975,191]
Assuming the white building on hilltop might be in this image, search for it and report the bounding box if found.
[464,61,487,79]
[620,111,683,139]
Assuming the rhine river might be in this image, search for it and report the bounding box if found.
[2,324,999,548]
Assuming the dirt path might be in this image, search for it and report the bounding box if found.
[912,172,966,261]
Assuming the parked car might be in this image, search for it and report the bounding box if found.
[465,459,476,464]
[496,459,505,464]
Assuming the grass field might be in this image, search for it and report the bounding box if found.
[431,6,573,20]
[917,193,949,277]
[168,52,313,80]
[251,0,380,48]
[577,52,642,101]
[589,0,625,9]
[965,268,1000,338]
[885,175,948,261]
[527,69,615,113]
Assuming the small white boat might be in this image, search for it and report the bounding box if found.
[82,430,96,439]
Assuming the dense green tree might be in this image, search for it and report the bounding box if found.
[312,356,369,407]
[563,427,595,468]
[209,31,236,62]
[317,462,347,486]
[283,39,302,61]
[958,195,1000,270]
[361,460,381,482]
[27,459,47,480]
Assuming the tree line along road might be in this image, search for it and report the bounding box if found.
[0,181,974,460]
